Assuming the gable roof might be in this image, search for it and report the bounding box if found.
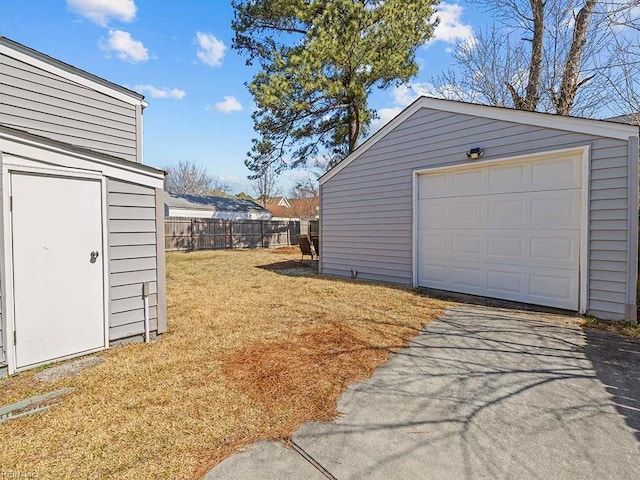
[319,96,639,185]
[0,36,146,107]
[164,192,269,214]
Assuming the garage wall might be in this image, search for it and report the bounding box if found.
[0,53,139,163]
[107,179,161,341]
[320,107,633,320]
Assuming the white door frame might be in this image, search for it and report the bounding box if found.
[411,145,590,314]
[2,156,109,374]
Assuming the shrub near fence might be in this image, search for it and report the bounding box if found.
[165,217,301,251]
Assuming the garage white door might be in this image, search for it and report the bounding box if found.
[417,152,583,310]
[11,173,105,369]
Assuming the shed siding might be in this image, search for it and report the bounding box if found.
[107,179,159,340]
[0,166,3,367]
[0,53,138,163]
[321,108,632,320]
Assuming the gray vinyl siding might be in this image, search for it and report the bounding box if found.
[0,164,3,367]
[0,53,138,163]
[321,107,634,320]
[107,179,159,341]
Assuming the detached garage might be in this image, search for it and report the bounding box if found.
[319,97,639,321]
[0,37,167,375]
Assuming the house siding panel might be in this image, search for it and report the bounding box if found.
[107,179,159,341]
[0,53,138,163]
[321,107,635,320]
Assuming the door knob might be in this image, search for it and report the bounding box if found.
[90,251,100,261]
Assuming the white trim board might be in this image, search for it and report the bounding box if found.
[0,40,145,107]
[320,96,637,185]
[411,145,590,314]
[0,132,164,188]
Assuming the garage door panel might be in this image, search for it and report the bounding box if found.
[422,228,579,269]
[487,163,527,191]
[487,198,526,226]
[419,153,582,199]
[530,237,576,262]
[488,236,524,258]
[531,194,580,225]
[419,259,579,310]
[453,201,483,225]
[452,169,483,192]
[530,155,581,189]
[452,235,482,255]
[419,190,580,230]
[417,151,582,311]
[487,270,522,293]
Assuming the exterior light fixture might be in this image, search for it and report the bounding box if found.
[467,147,485,160]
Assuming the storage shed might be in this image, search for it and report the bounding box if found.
[0,37,167,375]
[319,97,639,322]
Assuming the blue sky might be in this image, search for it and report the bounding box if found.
[0,0,485,194]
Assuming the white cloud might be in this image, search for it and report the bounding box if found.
[370,82,437,132]
[431,3,474,45]
[391,82,433,106]
[67,0,137,27]
[102,30,149,63]
[196,32,226,67]
[370,107,403,133]
[212,96,243,113]
[134,84,185,99]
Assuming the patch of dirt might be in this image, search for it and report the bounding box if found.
[221,323,391,435]
[34,356,104,382]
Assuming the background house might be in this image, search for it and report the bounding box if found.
[319,96,639,322]
[164,192,272,220]
[0,37,167,375]
[267,196,319,220]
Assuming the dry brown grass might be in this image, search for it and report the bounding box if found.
[581,317,640,339]
[0,248,448,479]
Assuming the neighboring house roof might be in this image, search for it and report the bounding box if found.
[276,196,291,208]
[0,36,146,106]
[320,96,639,185]
[267,197,319,218]
[165,192,270,215]
[606,113,640,126]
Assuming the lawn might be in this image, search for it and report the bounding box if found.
[0,248,448,479]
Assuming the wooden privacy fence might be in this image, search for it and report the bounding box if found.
[165,217,301,251]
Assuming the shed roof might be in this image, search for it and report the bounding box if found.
[1,125,165,187]
[164,192,270,214]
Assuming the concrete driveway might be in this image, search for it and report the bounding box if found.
[206,305,640,480]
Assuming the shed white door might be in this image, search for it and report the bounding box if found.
[11,173,105,369]
[417,152,583,310]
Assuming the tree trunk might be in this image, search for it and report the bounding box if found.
[554,0,597,115]
[507,0,544,111]
[348,102,360,153]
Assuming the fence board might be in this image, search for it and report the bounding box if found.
[165,217,301,251]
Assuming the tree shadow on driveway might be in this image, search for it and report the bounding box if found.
[288,305,640,479]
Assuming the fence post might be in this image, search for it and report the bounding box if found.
[228,220,233,249]
[190,218,195,251]
[261,220,265,248]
